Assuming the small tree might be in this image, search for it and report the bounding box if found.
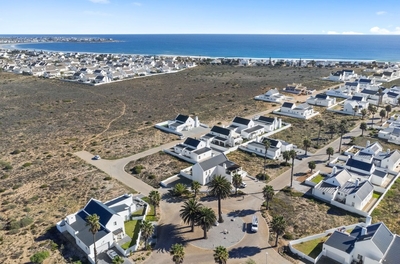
[352,105,359,119]
[140,220,154,250]
[380,109,386,123]
[360,122,367,136]
[112,256,124,264]
[385,105,392,118]
[30,251,50,264]
[180,198,203,232]
[271,215,286,247]
[282,150,291,166]
[262,185,274,210]
[170,183,190,197]
[213,246,229,264]
[191,181,201,199]
[148,190,161,216]
[208,175,231,223]
[170,243,185,264]
[197,207,217,239]
[328,123,336,139]
[326,147,334,161]
[369,105,377,128]
[361,108,368,120]
[303,138,311,156]
[232,174,242,195]
[308,161,316,173]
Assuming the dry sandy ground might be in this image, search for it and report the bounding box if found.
[0,65,336,263]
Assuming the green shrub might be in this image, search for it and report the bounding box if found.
[103,176,112,181]
[30,251,50,264]
[20,216,34,227]
[132,165,145,174]
[256,173,270,181]
[22,162,32,168]
[148,174,156,180]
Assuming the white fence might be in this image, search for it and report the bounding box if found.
[304,170,322,187]
[367,173,400,215]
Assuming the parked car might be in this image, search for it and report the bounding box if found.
[93,155,101,160]
[251,215,258,232]
[106,249,118,260]
[240,182,247,188]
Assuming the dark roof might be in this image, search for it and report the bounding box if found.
[243,125,264,134]
[387,92,399,98]
[324,231,356,253]
[361,89,377,95]
[176,114,189,123]
[352,181,373,201]
[76,225,109,247]
[263,138,279,148]
[83,199,115,227]
[192,147,212,155]
[258,116,275,123]
[352,223,394,254]
[211,126,231,136]
[372,169,387,178]
[104,194,131,207]
[383,235,400,264]
[183,137,201,148]
[198,153,228,171]
[359,78,372,83]
[351,96,364,101]
[315,93,328,99]
[282,102,294,108]
[345,82,358,86]
[346,158,373,172]
[232,116,251,126]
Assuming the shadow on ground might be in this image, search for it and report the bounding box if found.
[227,209,257,218]
[154,223,187,253]
[229,246,262,259]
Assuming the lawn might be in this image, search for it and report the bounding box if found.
[293,235,330,258]
[373,192,382,199]
[311,174,325,184]
[122,220,141,249]
[141,197,158,221]
[131,207,145,217]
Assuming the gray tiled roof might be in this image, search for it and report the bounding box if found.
[324,231,356,253]
[183,137,201,148]
[104,194,131,207]
[211,126,231,136]
[192,147,212,155]
[232,116,251,126]
[383,235,400,264]
[282,102,294,108]
[176,114,189,123]
[242,125,264,134]
[352,223,394,254]
[346,158,373,172]
[198,153,228,171]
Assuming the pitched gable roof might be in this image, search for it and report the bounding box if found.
[257,116,275,124]
[176,114,189,123]
[183,137,201,148]
[83,199,115,227]
[383,235,400,264]
[282,102,294,108]
[324,231,356,253]
[211,126,231,136]
[232,116,251,126]
[352,223,394,254]
[198,153,228,171]
[346,158,373,172]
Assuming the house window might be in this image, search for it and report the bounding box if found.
[322,192,325,195]
[114,221,117,226]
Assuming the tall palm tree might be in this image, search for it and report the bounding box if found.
[170,243,185,264]
[232,174,242,195]
[282,150,290,166]
[208,175,231,223]
[369,105,377,128]
[303,138,311,156]
[316,119,324,147]
[271,215,286,247]
[338,123,347,153]
[326,147,334,161]
[385,105,392,118]
[378,87,383,107]
[191,181,201,199]
[289,150,296,188]
[361,108,368,120]
[327,123,336,139]
[213,246,229,264]
[197,207,216,239]
[263,139,271,176]
[86,214,100,264]
[148,190,161,216]
[180,198,203,232]
[380,109,386,123]
[360,122,367,136]
[139,220,154,250]
[262,185,274,210]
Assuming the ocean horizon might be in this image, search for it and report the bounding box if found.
[2,34,400,61]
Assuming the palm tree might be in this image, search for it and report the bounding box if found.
[208,175,232,223]
[385,105,392,118]
[378,87,383,107]
[303,138,311,156]
[328,123,336,139]
[232,174,242,195]
[326,147,334,161]
[271,215,286,247]
[170,243,185,264]
[380,109,386,123]
[191,181,201,199]
[86,214,100,264]
[263,139,271,176]
[139,220,154,250]
[361,108,368,120]
[148,190,161,216]
[352,105,359,119]
[338,123,347,153]
[316,120,324,147]
[213,246,229,264]
[308,161,316,173]
[369,105,377,128]
[197,207,216,239]
[289,150,296,188]
[282,150,291,166]
[180,198,203,232]
[360,122,367,136]
[262,185,274,210]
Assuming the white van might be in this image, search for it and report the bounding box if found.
[251,215,258,232]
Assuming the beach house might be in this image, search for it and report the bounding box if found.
[275,102,319,119]
[200,126,243,147]
[168,137,212,163]
[253,116,282,132]
[167,114,199,132]
[254,88,287,103]
[239,137,293,160]
[306,93,337,107]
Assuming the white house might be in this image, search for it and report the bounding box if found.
[168,114,199,132]
[276,102,319,119]
[200,126,243,147]
[306,93,337,107]
[239,137,293,160]
[342,96,369,115]
[326,85,353,99]
[253,116,282,132]
[322,221,398,264]
[227,116,265,139]
[186,153,245,185]
[172,137,212,163]
[56,194,140,264]
[254,88,288,103]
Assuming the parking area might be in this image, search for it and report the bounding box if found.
[97,249,133,264]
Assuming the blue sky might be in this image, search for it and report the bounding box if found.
[2,0,400,34]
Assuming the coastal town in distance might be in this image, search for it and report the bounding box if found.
[2,32,400,264]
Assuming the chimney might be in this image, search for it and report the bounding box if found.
[366,140,370,147]
[387,148,391,154]
[366,216,372,226]
[355,179,359,187]
[331,166,338,176]
[361,226,367,236]
[278,118,282,128]
[194,116,199,127]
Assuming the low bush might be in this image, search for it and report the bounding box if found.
[132,165,145,174]
[30,251,50,264]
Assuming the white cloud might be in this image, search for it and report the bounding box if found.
[89,0,109,4]
[132,2,142,6]
[376,11,387,15]
[327,31,339,34]
[83,11,113,17]
[342,31,363,35]
[370,26,400,34]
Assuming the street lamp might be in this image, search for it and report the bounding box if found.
[266,252,268,264]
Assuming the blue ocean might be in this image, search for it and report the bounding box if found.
[3,34,400,61]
